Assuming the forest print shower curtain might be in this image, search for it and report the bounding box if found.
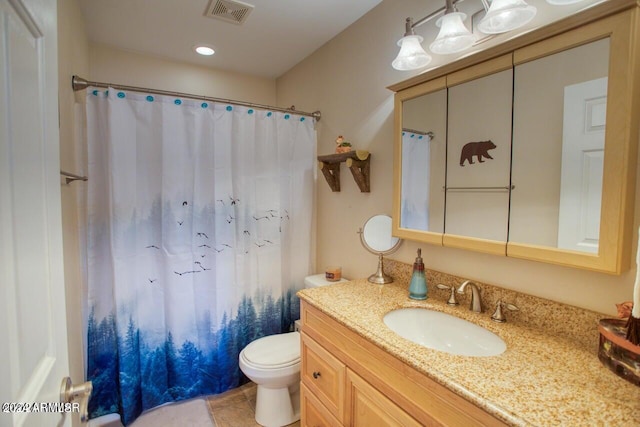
[85,88,315,425]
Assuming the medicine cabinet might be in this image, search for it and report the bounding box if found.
[390,0,640,274]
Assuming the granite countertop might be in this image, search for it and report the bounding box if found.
[297,279,640,427]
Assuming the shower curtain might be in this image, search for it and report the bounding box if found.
[400,131,430,230]
[84,88,315,425]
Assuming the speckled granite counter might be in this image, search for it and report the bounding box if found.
[298,279,640,426]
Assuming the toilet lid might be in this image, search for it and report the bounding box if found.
[242,332,300,369]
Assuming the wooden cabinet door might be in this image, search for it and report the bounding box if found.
[301,383,342,427]
[347,370,425,427]
[301,333,346,422]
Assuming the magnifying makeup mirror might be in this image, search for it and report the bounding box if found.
[358,214,402,284]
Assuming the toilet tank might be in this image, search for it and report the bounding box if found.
[296,274,349,332]
[304,273,348,288]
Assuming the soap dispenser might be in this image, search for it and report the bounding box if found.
[408,248,428,300]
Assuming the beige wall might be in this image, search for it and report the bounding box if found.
[58,0,90,416]
[89,44,276,105]
[276,0,637,316]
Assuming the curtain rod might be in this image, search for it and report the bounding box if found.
[72,75,321,122]
[402,128,434,138]
[60,170,88,184]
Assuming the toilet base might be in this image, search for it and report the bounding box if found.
[254,382,300,427]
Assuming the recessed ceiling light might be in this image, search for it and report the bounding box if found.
[194,45,215,56]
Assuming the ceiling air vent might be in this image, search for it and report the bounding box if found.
[204,0,255,25]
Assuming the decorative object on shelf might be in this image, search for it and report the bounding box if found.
[459,140,496,166]
[392,0,586,70]
[317,150,370,192]
[335,135,352,153]
[626,226,640,345]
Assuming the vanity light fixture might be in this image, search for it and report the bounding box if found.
[194,45,215,56]
[430,9,476,54]
[392,18,433,70]
[477,0,537,34]
[392,0,538,70]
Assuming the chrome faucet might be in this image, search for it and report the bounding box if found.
[457,280,482,313]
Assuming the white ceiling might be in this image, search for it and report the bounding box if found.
[78,0,383,79]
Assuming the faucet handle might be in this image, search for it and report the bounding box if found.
[491,299,519,323]
[436,284,459,306]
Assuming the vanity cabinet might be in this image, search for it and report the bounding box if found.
[391,0,640,273]
[300,301,508,426]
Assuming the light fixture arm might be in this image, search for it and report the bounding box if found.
[411,0,463,30]
[444,0,458,14]
[403,17,416,37]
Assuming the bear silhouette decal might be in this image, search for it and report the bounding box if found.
[460,140,496,166]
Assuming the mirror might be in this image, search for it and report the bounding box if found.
[359,215,402,284]
[510,38,610,254]
[400,89,447,234]
[445,66,513,244]
[391,6,638,274]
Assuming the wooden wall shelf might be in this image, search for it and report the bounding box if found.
[317,150,370,192]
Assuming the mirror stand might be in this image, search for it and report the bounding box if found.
[358,215,402,284]
[368,253,393,284]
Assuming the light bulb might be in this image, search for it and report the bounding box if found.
[429,12,475,55]
[478,0,536,34]
[194,45,215,56]
[392,35,432,71]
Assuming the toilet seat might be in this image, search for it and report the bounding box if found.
[241,332,300,369]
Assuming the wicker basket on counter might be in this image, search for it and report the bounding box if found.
[598,319,640,387]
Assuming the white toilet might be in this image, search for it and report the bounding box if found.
[239,274,347,427]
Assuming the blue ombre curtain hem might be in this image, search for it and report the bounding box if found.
[84,88,315,425]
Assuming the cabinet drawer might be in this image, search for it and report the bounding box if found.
[301,333,346,422]
[301,383,342,427]
[347,370,424,427]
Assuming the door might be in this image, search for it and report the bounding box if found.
[557,77,607,253]
[0,0,71,426]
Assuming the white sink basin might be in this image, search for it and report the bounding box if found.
[383,308,506,357]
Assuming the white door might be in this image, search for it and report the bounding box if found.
[0,0,72,426]
[557,77,607,253]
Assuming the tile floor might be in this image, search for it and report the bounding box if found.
[207,382,300,427]
[129,397,214,427]
[130,382,300,427]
